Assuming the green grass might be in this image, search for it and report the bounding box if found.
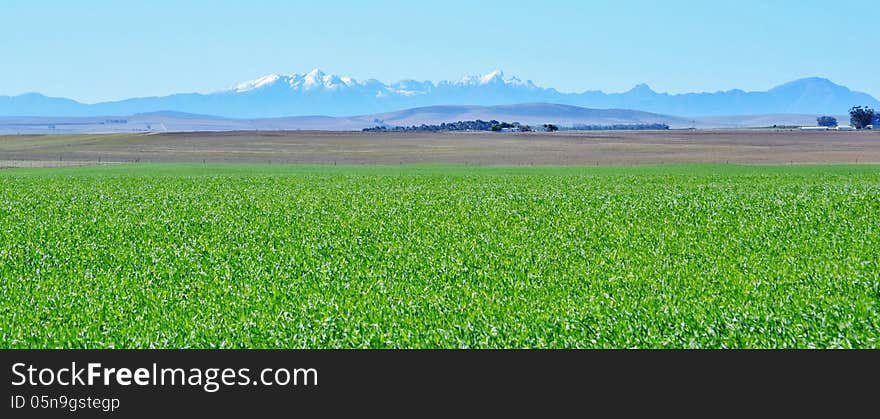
[1,163,879,348]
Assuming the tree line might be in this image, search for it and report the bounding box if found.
[817,106,876,129]
[364,120,551,132]
[561,123,670,131]
[364,120,524,132]
[364,120,667,132]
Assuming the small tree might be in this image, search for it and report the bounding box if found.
[816,116,838,127]
[543,124,559,132]
[849,106,875,129]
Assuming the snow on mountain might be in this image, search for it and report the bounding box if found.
[300,68,352,90]
[231,69,364,93]
[234,74,282,92]
[454,69,505,85]
[230,69,536,96]
[446,70,536,88]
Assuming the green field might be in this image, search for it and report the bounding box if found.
[1,164,879,348]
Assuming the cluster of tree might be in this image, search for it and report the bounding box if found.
[816,116,838,127]
[364,120,539,132]
[364,121,669,132]
[560,123,670,131]
[489,121,532,132]
[849,106,876,129]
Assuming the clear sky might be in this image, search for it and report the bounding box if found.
[1,0,876,103]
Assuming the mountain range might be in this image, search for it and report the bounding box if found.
[1,70,877,119]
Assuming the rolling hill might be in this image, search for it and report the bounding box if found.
[0,104,846,134]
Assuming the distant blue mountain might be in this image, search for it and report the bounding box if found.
[1,70,877,118]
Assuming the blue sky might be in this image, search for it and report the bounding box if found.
[1,0,877,103]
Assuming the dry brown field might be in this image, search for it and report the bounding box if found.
[1,129,879,167]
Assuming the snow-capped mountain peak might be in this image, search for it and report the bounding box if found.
[457,70,507,86]
[234,74,282,92]
[231,69,540,95]
[230,69,363,93]
[480,70,504,84]
[302,68,326,89]
[451,70,537,88]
